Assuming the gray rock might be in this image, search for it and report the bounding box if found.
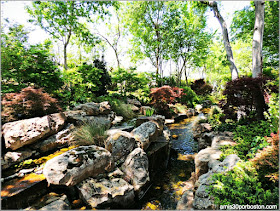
[2,113,66,150]
[105,131,136,165]
[1,149,35,170]
[25,193,70,210]
[73,101,111,116]
[77,177,135,209]
[193,196,215,210]
[121,148,149,191]
[32,124,75,153]
[136,115,165,132]
[176,190,194,210]
[43,145,114,186]
[195,147,222,179]
[131,121,158,150]
[127,98,142,107]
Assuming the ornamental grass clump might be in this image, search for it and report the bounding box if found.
[72,121,107,147]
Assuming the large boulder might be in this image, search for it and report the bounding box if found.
[105,131,136,165]
[131,122,158,150]
[32,124,75,153]
[73,101,111,116]
[77,177,135,209]
[2,113,66,150]
[195,147,222,179]
[121,148,149,192]
[43,145,114,186]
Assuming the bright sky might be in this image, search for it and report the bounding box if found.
[1,1,250,73]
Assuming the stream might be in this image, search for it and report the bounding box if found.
[136,116,199,210]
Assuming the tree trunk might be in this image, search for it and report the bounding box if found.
[208,1,239,80]
[252,0,265,78]
[63,44,68,70]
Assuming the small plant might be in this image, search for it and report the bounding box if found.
[145,108,155,117]
[72,121,107,147]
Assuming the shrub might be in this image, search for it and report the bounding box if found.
[1,86,62,123]
[251,133,279,185]
[150,86,184,117]
[190,79,213,96]
[209,161,279,206]
[72,121,107,147]
[1,23,63,94]
[180,86,200,107]
[219,121,272,160]
[221,76,268,120]
[61,60,111,107]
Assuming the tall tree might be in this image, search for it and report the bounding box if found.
[26,1,114,69]
[252,0,265,78]
[202,1,239,80]
[231,1,279,68]
[124,1,167,77]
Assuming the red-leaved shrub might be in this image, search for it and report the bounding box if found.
[190,79,213,96]
[150,86,184,117]
[251,133,279,184]
[221,77,268,120]
[1,86,62,123]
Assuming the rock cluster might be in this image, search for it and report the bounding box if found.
[1,103,170,210]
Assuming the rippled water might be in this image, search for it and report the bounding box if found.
[136,116,199,210]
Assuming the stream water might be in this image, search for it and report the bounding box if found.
[136,116,199,210]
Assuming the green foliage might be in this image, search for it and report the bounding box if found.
[111,68,152,97]
[60,61,111,107]
[251,133,279,185]
[220,121,273,160]
[231,1,279,67]
[180,86,200,108]
[1,22,63,94]
[1,87,62,123]
[209,161,279,206]
[96,96,135,120]
[264,93,279,133]
[72,121,107,147]
[145,108,155,117]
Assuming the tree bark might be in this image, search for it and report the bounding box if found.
[206,1,239,80]
[252,0,265,78]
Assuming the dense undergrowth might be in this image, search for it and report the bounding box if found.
[205,76,279,207]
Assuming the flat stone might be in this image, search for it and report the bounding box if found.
[1,173,47,209]
[32,124,75,153]
[43,145,114,186]
[25,193,70,210]
[2,113,66,150]
[77,177,135,209]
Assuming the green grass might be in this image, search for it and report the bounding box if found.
[72,121,107,147]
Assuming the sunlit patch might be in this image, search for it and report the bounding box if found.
[177,153,196,161]
[1,173,45,197]
[142,200,161,210]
